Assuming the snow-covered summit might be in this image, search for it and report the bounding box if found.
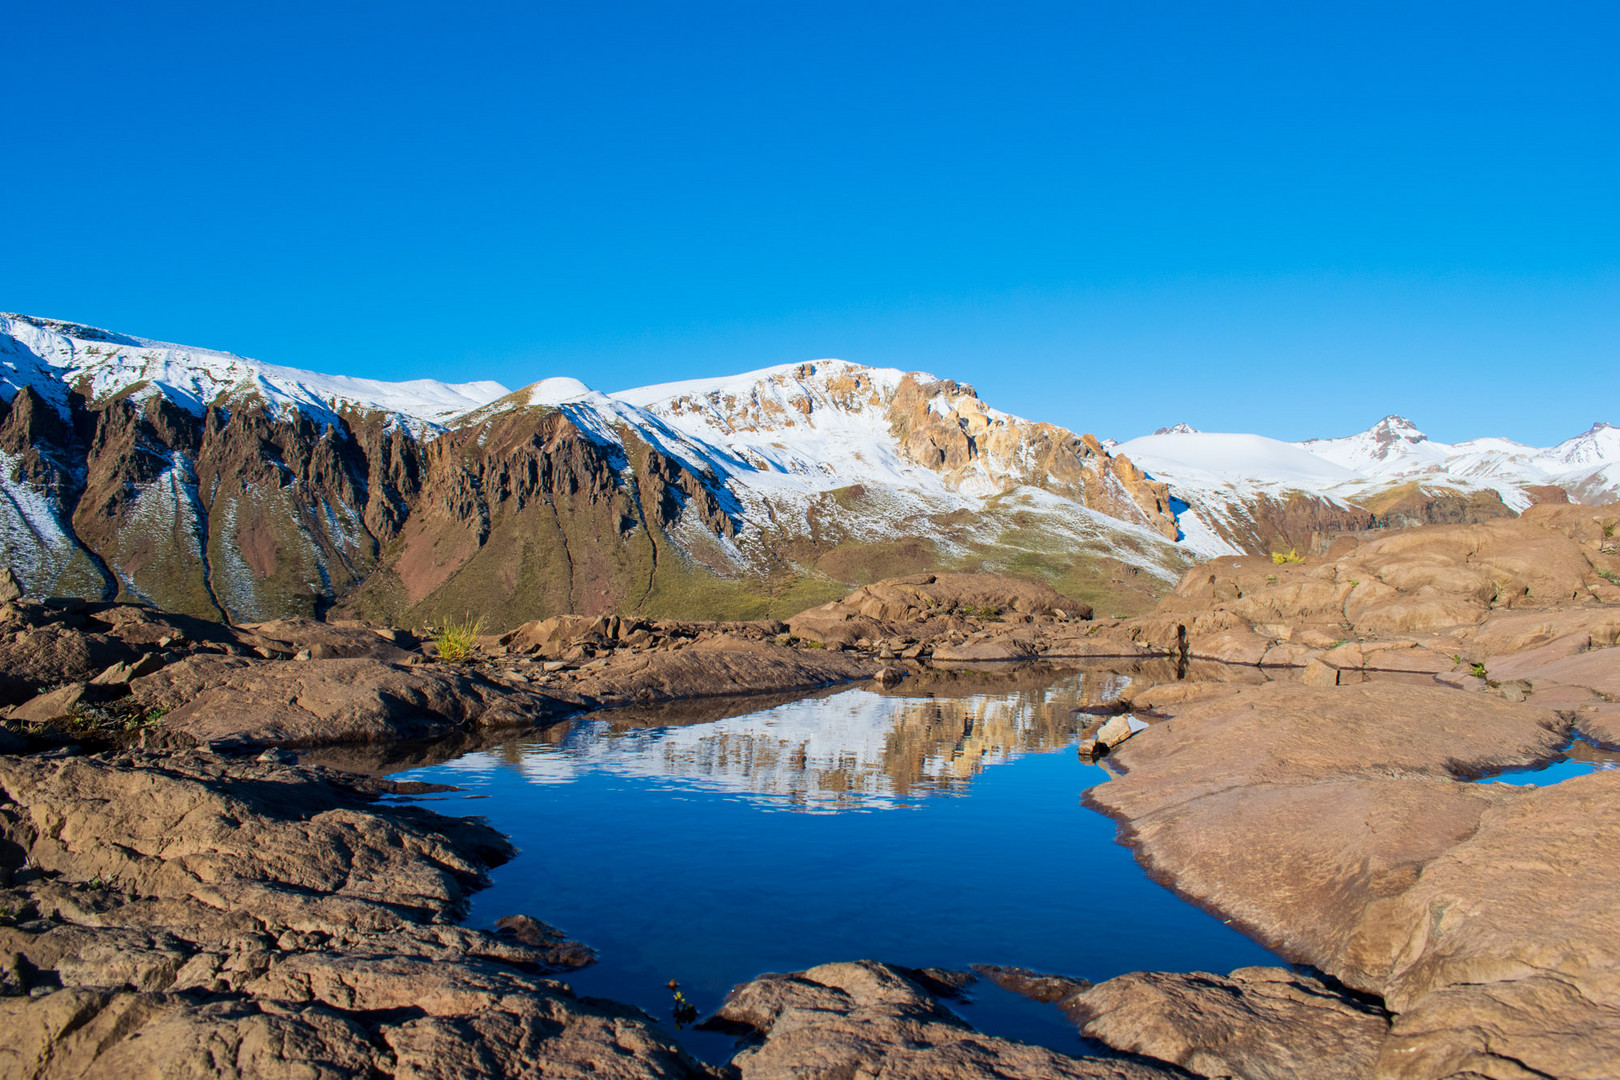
[0,313,509,432]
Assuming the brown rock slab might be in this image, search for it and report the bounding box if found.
[130,655,572,748]
[1071,966,1390,1080]
[1089,680,1620,1080]
[1580,703,1620,748]
[931,637,1037,662]
[711,960,1179,1080]
[7,682,90,724]
[567,636,876,707]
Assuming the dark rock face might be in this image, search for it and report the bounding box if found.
[8,381,739,630]
[38,392,399,622]
[0,752,711,1080]
[346,404,737,631]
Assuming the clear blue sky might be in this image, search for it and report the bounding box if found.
[4,1,1616,444]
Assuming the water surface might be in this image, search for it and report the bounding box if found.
[395,669,1279,1060]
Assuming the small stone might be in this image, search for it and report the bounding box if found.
[542,661,569,672]
[294,648,312,661]
[1095,714,1136,749]
[874,665,906,687]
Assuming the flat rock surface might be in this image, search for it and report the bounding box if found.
[1070,966,1390,1080]
[1089,680,1620,1080]
[567,636,878,707]
[131,656,574,749]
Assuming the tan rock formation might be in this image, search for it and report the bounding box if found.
[709,960,1179,1080]
[0,752,709,1080]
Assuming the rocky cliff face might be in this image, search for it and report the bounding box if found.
[885,374,1178,540]
[347,394,740,629]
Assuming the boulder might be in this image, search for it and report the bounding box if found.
[1094,714,1137,749]
[1187,629,1273,665]
[931,637,1037,662]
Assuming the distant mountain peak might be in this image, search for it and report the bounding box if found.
[1371,415,1427,443]
[1153,423,1200,435]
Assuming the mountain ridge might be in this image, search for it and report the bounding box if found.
[3,313,1614,625]
[0,316,1191,625]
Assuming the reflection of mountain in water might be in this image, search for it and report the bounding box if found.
[437,672,1127,810]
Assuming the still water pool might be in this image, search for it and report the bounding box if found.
[393,669,1279,1061]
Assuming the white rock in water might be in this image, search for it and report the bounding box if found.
[1096,714,1138,749]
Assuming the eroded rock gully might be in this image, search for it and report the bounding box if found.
[0,508,1617,1078]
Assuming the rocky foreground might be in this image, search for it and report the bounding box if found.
[1,504,1618,1078]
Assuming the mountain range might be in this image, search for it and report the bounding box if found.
[2,312,1615,627]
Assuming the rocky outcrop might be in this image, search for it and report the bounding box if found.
[1087,677,1620,1078]
[1068,967,1390,1080]
[0,752,710,1079]
[1093,502,1620,671]
[128,655,575,750]
[789,572,1092,651]
[886,374,1179,540]
[707,960,1180,1079]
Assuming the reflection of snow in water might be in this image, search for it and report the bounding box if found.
[442,675,1123,811]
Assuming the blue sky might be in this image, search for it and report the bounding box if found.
[4,1,1615,444]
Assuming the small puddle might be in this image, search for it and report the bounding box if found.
[1473,736,1620,787]
[392,668,1281,1062]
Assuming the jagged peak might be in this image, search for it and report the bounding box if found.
[1369,414,1428,442]
[1153,423,1200,435]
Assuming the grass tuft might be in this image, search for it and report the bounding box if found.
[434,614,486,663]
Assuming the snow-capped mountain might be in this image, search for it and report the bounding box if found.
[1119,415,1620,557]
[0,315,1193,626]
[5,311,1611,626]
[1296,415,1620,510]
[1,313,509,432]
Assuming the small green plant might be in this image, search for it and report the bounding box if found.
[433,615,486,663]
[1265,574,1277,583]
[1603,521,1616,538]
[802,639,826,649]
[1596,569,1620,586]
[87,874,105,891]
[1348,579,1360,588]
[1270,548,1304,565]
[668,979,699,1028]
[1470,662,1488,679]
[123,707,168,732]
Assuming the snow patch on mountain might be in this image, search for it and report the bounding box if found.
[1,313,509,433]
